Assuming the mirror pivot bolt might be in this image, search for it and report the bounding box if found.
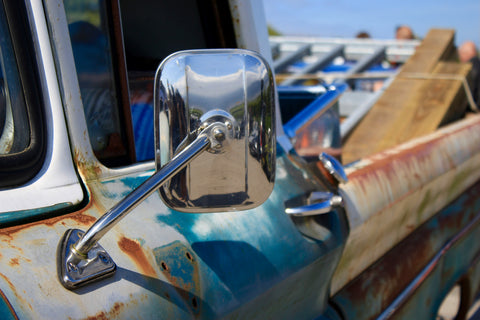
[213,127,225,142]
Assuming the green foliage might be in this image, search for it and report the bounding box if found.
[267,25,282,36]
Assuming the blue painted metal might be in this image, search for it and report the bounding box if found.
[1,0,478,317]
[148,146,349,318]
[0,144,346,319]
[283,83,347,138]
[0,289,17,320]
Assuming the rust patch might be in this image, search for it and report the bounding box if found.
[8,258,19,267]
[73,148,103,180]
[0,211,96,238]
[81,302,125,320]
[333,180,480,320]
[153,241,201,316]
[347,116,480,180]
[118,237,157,277]
[69,212,97,226]
[0,272,16,293]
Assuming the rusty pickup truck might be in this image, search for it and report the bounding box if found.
[0,0,479,319]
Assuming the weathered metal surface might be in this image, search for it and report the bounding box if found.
[7,0,479,319]
[0,147,345,319]
[332,114,480,294]
[332,179,480,319]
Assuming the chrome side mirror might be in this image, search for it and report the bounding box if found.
[155,49,276,212]
[57,49,276,289]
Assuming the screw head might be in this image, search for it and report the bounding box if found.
[213,127,225,142]
[98,253,110,264]
[67,262,78,273]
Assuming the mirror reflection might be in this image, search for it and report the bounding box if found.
[155,50,276,212]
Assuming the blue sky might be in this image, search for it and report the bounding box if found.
[262,0,480,48]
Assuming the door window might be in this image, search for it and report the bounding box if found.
[0,2,29,155]
[0,1,45,188]
[63,0,236,164]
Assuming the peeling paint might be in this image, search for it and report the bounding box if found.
[153,240,202,316]
[333,116,480,294]
[333,181,480,320]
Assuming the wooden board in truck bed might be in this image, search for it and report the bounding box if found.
[342,29,472,164]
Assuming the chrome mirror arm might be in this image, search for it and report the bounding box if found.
[57,123,226,289]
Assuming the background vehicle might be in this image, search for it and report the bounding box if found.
[0,0,479,319]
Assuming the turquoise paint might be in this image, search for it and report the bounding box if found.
[153,240,204,317]
[150,145,348,318]
[0,290,17,320]
[0,202,74,225]
[100,171,153,199]
[0,144,346,319]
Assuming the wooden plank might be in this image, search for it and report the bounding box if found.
[400,29,456,74]
[342,78,421,162]
[342,29,469,164]
[395,62,471,142]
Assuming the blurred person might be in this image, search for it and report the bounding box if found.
[356,31,371,39]
[396,25,414,40]
[458,41,480,106]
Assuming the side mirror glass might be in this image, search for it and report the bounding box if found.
[155,49,276,212]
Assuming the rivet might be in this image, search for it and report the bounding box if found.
[67,262,78,273]
[98,253,110,264]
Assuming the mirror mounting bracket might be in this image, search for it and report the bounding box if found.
[57,122,227,289]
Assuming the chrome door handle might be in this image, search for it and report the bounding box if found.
[285,192,343,217]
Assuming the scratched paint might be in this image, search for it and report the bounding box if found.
[0,145,347,319]
[332,180,480,320]
[0,0,347,319]
[6,1,480,317]
[153,240,202,317]
[332,114,480,294]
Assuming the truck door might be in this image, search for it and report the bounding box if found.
[0,0,348,319]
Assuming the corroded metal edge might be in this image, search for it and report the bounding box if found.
[332,115,480,294]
